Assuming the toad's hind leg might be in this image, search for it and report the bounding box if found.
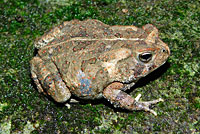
[103,82,163,116]
[30,56,71,103]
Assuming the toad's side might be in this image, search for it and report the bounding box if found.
[30,19,170,115]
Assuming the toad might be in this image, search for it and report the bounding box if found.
[30,19,170,115]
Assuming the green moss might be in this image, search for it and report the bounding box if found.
[0,117,11,134]
[0,0,199,133]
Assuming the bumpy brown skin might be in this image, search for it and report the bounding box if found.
[30,19,170,115]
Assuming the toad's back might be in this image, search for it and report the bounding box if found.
[35,19,145,49]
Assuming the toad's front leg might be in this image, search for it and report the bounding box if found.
[103,82,163,116]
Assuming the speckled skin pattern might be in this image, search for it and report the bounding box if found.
[30,19,170,115]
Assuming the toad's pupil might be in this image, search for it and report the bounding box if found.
[139,53,152,63]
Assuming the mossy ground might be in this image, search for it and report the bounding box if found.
[0,0,199,133]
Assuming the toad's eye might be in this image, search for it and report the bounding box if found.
[139,52,152,63]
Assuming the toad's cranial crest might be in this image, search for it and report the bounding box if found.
[30,19,170,115]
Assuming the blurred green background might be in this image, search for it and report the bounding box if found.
[0,0,199,133]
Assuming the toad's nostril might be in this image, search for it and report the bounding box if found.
[161,48,166,53]
[161,46,170,56]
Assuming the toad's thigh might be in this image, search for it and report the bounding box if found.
[30,56,71,102]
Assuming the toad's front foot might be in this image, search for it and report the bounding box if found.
[134,94,164,116]
[103,82,164,116]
